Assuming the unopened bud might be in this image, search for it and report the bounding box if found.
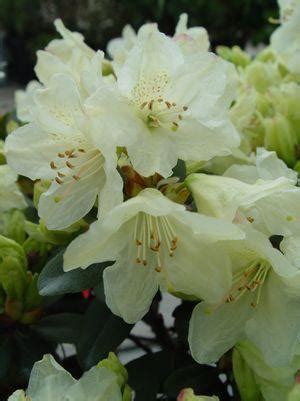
[177,388,219,400]
[217,45,251,68]
[264,114,297,167]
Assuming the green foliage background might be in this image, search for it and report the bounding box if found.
[0,0,278,83]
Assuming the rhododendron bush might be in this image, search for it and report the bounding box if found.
[1,1,300,400]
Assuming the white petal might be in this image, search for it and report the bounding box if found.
[104,251,159,323]
[188,297,253,364]
[38,168,101,230]
[64,366,122,401]
[27,354,75,400]
[246,273,300,367]
[34,73,84,136]
[5,123,72,180]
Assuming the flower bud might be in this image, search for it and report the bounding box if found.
[25,219,88,246]
[177,388,219,400]
[264,113,297,167]
[244,61,281,93]
[217,45,251,68]
[98,352,128,388]
[0,209,26,244]
[33,180,51,209]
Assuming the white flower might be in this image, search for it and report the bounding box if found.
[234,340,300,401]
[224,148,298,184]
[186,156,300,237]
[15,80,42,123]
[174,13,210,54]
[107,14,209,72]
[64,188,243,323]
[35,19,103,96]
[270,2,300,75]
[5,74,123,230]
[107,23,158,73]
[0,164,26,215]
[188,226,300,367]
[90,30,239,178]
[8,354,126,401]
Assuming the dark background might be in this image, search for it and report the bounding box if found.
[0,0,278,83]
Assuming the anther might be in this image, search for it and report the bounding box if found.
[66,161,75,169]
[136,258,141,264]
[78,148,86,153]
[72,175,80,181]
[148,100,154,110]
[136,239,142,246]
[58,172,65,178]
[50,161,57,169]
[140,101,148,109]
[247,216,254,223]
[55,177,63,185]
[58,152,65,158]
[155,266,162,272]
[142,260,147,266]
[165,101,172,109]
[183,106,188,111]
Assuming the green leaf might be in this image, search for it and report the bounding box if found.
[38,250,109,296]
[77,299,133,370]
[127,350,174,401]
[33,313,83,344]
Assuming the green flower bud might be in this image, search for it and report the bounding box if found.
[217,45,251,68]
[25,219,88,246]
[177,388,219,400]
[122,384,133,401]
[264,114,298,167]
[97,352,128,388]
[33,180,51,209]
[288,381,300,401]
[244,61,281,93]
[23,237,52,273]
[0,209,26,244]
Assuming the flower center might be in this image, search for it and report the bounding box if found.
[131,71,188,131]
[133,212,178,272]
[49,147,104,202]
[226,259,271,308]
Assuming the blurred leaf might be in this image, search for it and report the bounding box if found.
[33,313,83,344]
[77,299,133,370]
[38,250,109,296]
[127,350,174,401]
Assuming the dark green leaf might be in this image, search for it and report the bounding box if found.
[172,159,186,180]
[33,313,83,344]
[173,301,196,345]
[77,299,133,370]
[127,350,174,401]
[38,250,109,296]
[0,336,13,379]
